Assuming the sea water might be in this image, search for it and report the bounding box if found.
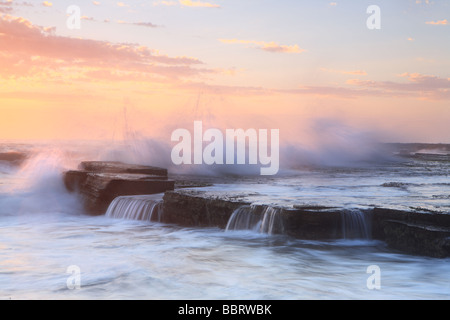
[0,140,449,300]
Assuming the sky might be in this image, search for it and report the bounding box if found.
[0,0,449,143]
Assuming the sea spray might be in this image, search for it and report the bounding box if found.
[96,117,392,177]
[1,150,83,216]
[340,209,371,239]
[106,194,164,222]
[226,205,284,235]
[170,121,280,175]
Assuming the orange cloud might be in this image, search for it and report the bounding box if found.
[42,1,52,7]
[81,16,95,21]
[179,0,220,8]
[426,19,448,25]
[219,39,305,54]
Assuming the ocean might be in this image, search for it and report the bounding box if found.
[0,140,449,300]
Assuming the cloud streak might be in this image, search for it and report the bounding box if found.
[320,68,367,76]
[0,0,13,12]
[426,19,448,25]
[179,0,219,7]
[219,39,305,54]
[154,0,220,8]
[346,73,450,100]
[117,20,160,28]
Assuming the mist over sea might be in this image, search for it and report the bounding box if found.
[0,139,449,299]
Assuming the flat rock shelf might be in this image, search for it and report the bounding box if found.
[64,161,450,258]
[161,190,450,258]
[64,161,174,215]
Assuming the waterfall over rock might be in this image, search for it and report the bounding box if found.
[341,209,371,239]
[226,205,284,235]
[105,194,164,222]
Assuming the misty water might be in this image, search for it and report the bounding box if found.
[0,140,449,299]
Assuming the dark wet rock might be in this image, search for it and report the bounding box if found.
[381,220,450,258]
[381,182,409,188]
[79,161,168,176]
[0,152,27,165]
[162,190,250,228]
[370,208,450,257]
[64,161,174,215]
[293,204,340,210]
[281,208,343,239]
[174,180,214,189]
[372,208,450,237]
[162,189,343,239]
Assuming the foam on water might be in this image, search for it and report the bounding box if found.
[1,213,449,300]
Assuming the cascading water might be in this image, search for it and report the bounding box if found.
[340,209,371,239]
[225,205,284,235]
[105,194,164,222]
[225,206,260,231]
[256,206,284,234]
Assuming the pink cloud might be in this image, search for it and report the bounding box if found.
[0,1,13,13]
[347,73,450,100]
[0,15,208,80]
